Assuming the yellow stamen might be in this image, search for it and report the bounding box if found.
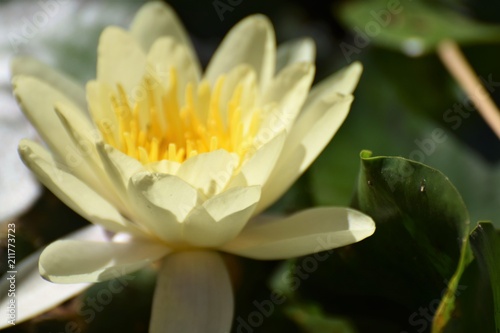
[103,68,262,165]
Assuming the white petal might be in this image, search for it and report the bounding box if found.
[257,94,353,213]
[97,26,147,95]
[147,37,199,87]
[146,37,199,114]
[205,15,275,90]
[0,225,108,329]
[276,38,316,73]
[130,1,201,76]
[12,75,99,187]
[18,140,146,236]
[221,207,375,260]
[228,130,286,188]
[0,91,40,222]
[54,102,101,157]
[258,62,315,134]
[218,64,258,123]
[284,93,353,168]
[177,150,239,196]
[128,172,198,243]
[184,186,261,247]
[39,238,169,283]
[150,251,233,333]
[86,80,118,143]
[53,102,119,201]
[303,62,362,110]
[11,57,86,109]
[96,143,144,198]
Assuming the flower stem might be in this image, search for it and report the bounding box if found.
[437,39,500,139]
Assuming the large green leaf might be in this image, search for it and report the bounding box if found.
[470,222,500,332]
[336,0,500,57]
[289,152,472,332]
[354,151,471,310]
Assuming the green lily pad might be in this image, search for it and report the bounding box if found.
[288,152,472,332]
[336,0,500,57]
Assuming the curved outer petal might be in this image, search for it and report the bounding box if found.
[54,102,125,208]
[147,36,199,102]
[11,57,86,110]
[12,75,100,190]
[276,38,316,73]
[18,139,147,237]
[205,15,276,91]
[128,172,199,244]
[95,143,144,207]
[98,144,144,184]
[183,186,261,247]
[258,62,315,134]
[129,1,201,76]
[97,26,147,95]
[0,91,40,222]
[39,238,170,284]
[228,130,286,188]
[218,64,257,123]
[221,207,375,260]
[303,62,363,110]
[256,93,354,213]
[150,251,233,333]
[0,225,108,329]
[86,80,121,145]
[54,103,101,168]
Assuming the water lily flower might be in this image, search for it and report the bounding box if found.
[13,2,375,331]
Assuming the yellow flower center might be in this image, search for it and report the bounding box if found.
[99,69,262,164]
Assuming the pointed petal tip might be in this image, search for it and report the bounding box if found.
[244,14,273,29]
[99,25,127,39]
[138,1,172,11]
[345,61,363,82]
[39,239,169,284]
[298,37,317,60]
[349,61,364,77]
[17,138,31,151]
[98,26,133,54]
[133,0,177,22]
[302,37,316,47]
[10,73,27,90]
[17,139,38,164]
[347,208,376,239]
[351,60,363,70]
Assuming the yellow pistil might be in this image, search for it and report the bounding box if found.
[100,69,262,165]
